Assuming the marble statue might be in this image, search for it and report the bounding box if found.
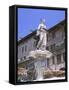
[28,19,52,59]
[36,19,47,50]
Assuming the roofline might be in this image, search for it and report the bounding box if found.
[18,30,36,45]
[48,19,65,32]
[18,19,65,45]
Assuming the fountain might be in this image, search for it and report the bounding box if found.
[27,19,53,80]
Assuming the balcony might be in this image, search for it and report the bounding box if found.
[55,42,65,51]
[49,41,65,53]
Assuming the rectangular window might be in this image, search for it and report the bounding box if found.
[57,54,61,64]
[24,56,26,59]
[25,45,27,52]
[22,47,24,53]
[47,59,49,67]
[63,53,65,61]
[46,46,49,50]
[52,32,55,39]
[20,58,23,61]
[50,44,55,51]
[56,30,63,42]
[62,28,65,39]
[49,33,52,41]
[47,33,51,41]
[47,34,48,42]
[52,56,55,64]
[33,41,36,47]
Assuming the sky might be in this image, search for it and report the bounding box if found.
[18,8,65,40]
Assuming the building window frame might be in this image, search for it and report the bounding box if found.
[50,44,55,52]
[57,54,61,64]
[63,52,65,62]
[25,45,27,52]
[33,41,36,47]
[22,47,24,54]
[52,56,55,64]
[47,59,49,67]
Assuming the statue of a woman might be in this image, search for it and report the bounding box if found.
[36,19,47,50]
[28,19,52,59]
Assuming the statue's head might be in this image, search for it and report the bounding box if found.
[40,19,45,24]
[38,19,46,30]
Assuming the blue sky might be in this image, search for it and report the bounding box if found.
[18,8,65,40]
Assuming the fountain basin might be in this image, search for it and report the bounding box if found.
[28,49,53,59]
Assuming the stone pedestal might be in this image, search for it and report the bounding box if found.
[27,49,53,80]
[35,60,43,80]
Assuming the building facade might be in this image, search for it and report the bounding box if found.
[18,20,65,79]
